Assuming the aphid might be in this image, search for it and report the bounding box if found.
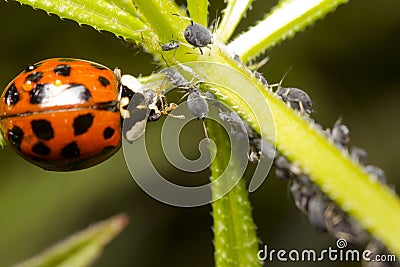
[162,68,191,89]
[183,21,212,55]
[270,69,313,115]
[218,111,248,140]
[187,87,209,120]
[288,174,318,213]
[365,165,387,184]
[276,87,313,115]
[350,146,368,165]
[159,40,181,65]
[274,155,292,180]
[233,54,241,63]
[160,40,180,51]
[254,71,269,87]
[218,110,276,163]
[171,13,213,55]
[162,67,207,115]
[328,119,350,147]
[187,87,210,139]
[307,194,329,232]
[324,202,370,246]
[162,67,210,138]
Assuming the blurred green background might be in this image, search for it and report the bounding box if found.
[0,0,399,266]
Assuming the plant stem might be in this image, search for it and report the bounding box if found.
[209,121,261,267]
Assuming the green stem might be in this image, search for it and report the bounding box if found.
[209,121,261,267]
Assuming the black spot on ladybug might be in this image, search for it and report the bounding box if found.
[25,62,42,73]
[4,83,20,106]
[31,120,55,140]
[103,127,115,139]
[91,63,107,70]
[53,64,71,76]
[58,58,76,62]
[73,113,94,136]
[32,142,51,156]
[30,84,45,104]
[7,126,24,150]
[98,76,110,87]
[26,72,43,83]
[61,141,80,158]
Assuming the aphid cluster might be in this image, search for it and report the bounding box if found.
[163,67,211,137]
[221,66,395,263]
[274,118,395,264]
[218,109,276,163]
[220,64,396,264]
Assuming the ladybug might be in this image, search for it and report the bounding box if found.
[0,58,165,171]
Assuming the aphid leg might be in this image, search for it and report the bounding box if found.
[201,118,209,141]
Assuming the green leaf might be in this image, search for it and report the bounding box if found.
[132,0,188,56]
[12,0,147,42]
[14,214,128,267]
[216,0,254,44]
[187,0,208,26]
[228,0,349,62]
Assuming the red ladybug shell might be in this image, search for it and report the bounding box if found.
[0,58,121,171]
